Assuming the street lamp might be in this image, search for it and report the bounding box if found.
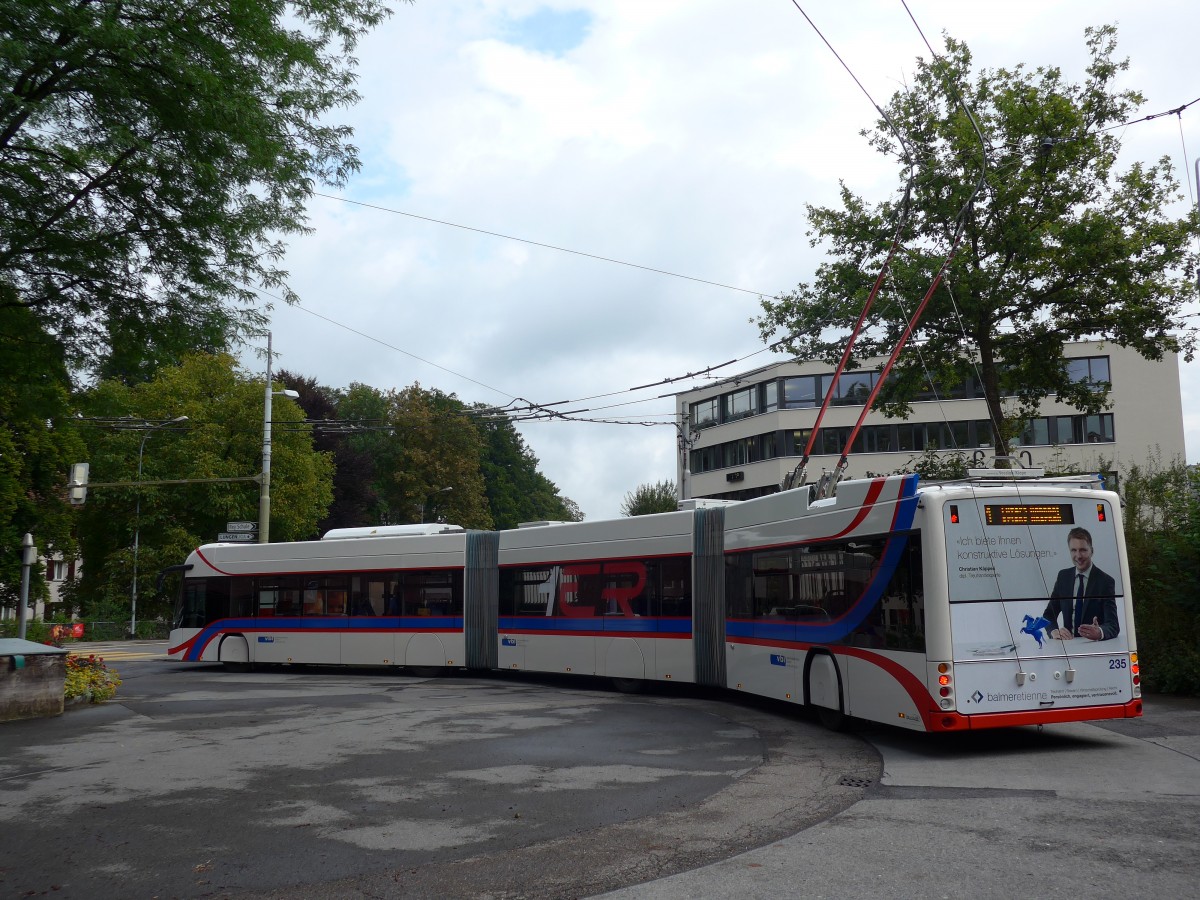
[258,331,299,544]
[131,415,188,637]
[421,486,453,523]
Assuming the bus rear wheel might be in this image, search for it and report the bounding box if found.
[610,677,645,694]
[817,705,848,732]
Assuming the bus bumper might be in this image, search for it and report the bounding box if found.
[926,698,1143,732]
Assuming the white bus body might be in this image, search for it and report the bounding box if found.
[168,473,1141,732]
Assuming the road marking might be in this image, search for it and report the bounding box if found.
[59,643,168,661]
[81,649,167,661]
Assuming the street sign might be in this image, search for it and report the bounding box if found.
[225,521,258,532]
[217,532,257,542]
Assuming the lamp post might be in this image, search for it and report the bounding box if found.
[131,415,188,637]
[258,331,299,544]
[421,486,453,523]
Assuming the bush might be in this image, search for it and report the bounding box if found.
[620,480,679,516]
[892,448,970,481]
[1122,458,1200,695]
[0,619,56,643]
[64,654,122,703]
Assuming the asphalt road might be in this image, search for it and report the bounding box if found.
[601,695,1200,899]
[0,643,874,899]
[3,643,1198,899]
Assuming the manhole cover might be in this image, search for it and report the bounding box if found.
[838,775,873,788]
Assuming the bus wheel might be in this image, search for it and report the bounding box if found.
[817,705,848,732]
[610,677,645,694]
[222,661,253,673]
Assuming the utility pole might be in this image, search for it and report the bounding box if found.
[258,331,299,543]
[17,533,35,640]
[675,414,698,500]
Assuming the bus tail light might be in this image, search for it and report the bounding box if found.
[935,662,953,708]
[1096,504,1107,522]
[949,505,959,524]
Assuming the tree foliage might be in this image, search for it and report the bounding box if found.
[0,304,85,612]
[620,480,679,517]
[473,408,585,529]
[330,383,494,530]
[1122,457,1200,694]
[279,369,382,535]
[0,0,391,378]
[757,26,1198,457]
[74,353,333,620]
[279,376,585,533]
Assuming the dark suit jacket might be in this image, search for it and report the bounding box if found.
[1042,565,1119,640]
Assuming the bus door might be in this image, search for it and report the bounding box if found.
[944,494,1135,717]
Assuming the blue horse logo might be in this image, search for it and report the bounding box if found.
[1021,614,1052,648]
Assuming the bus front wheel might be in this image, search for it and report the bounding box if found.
[817,705,848,731]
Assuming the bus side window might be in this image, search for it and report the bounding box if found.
[179,581,209,628]
[230,578,254,618]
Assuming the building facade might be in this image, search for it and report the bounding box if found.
[675,341,1184,500]
[0,553,78,626]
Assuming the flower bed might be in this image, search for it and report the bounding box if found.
[64,654,122,703]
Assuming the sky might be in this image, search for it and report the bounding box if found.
[255,0,1199,522]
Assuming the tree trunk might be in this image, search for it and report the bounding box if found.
[975,336,1010,467]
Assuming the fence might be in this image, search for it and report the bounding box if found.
[0,619,171,642]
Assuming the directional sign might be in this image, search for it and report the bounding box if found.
[225,521,258,532]
[217,532,257,542]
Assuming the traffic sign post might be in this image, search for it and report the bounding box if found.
[225,521,258,533]
[217,532,257,543]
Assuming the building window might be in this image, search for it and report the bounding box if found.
[974,420,995,448]
[790,428,813,456]
[724,387,756,422]
[831,371,875,406]
[690,445,719,473]
[1018,418,1050,446]
[761,380,779,413]
[1065,356,1111,389]
[857,424,893,453]
[782,376,821,409]
[925,420,969,451]
[1083,414,1114,443]
[1019,414,1114,446]
[691,398,720,429]
[821,427,851,455]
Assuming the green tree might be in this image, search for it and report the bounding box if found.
[620,480,679,517]
[473,408,585,528]
[0,306,85,615]
[384,386,494,530]
[756,26,1198,458]
[279,370,382,534]
[0,0,391,378]
[74,353,333,621]
[1122,457,1200,693]
[334,384,493,530]
[892,448,969,482]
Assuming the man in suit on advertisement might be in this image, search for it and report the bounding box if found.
[1042,526,1119,641]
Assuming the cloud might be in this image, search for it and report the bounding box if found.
[257,0,1200,519]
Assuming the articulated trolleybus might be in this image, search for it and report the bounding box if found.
[168,470,1142,732]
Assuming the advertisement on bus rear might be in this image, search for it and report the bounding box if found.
[944,495,1132,713]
